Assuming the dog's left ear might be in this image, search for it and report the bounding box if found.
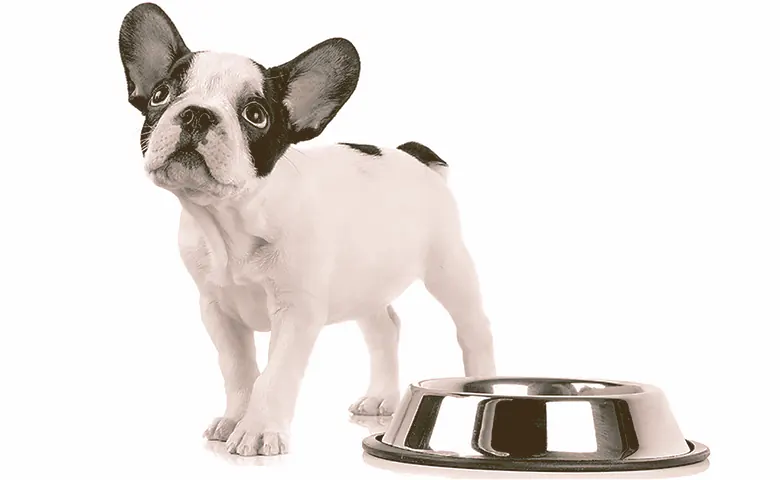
[270,38,360,143]
[119,3,190,113]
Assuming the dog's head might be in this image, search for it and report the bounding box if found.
[119,3,360,202]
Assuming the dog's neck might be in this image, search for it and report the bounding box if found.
[178,179,272,284]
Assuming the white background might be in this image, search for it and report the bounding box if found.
[1,1,778,478]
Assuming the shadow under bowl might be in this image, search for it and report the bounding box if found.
[362,377,709,472]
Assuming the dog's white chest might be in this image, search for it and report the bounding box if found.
[186,258,273,332]
[179,209,274,332]
[190,252,273,332]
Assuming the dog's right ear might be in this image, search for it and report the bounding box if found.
[119,3,190,113]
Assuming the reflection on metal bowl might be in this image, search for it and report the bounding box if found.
[362,377,709,472]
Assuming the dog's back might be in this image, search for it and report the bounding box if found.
[264,142,462,319]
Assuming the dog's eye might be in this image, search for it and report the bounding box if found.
[150,84,171,107]
[242,102,268,129]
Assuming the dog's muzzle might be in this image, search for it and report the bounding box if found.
[176,105,220,146]
[157,104,221,180]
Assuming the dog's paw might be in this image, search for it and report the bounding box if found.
[225,418,289,456]
[203,417,239,441]
[349,393,399,416]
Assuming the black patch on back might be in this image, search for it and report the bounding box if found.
[242,61,294,177]
[339,143,382,156]
[397,141,448,168]
[139,52,196,155]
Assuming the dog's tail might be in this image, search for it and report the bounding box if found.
[397,141,449,180]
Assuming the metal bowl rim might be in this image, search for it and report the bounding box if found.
[411,376,659,399]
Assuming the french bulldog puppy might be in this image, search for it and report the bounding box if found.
[119,2,496,457]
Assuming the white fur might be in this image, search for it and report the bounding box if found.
[147,53,496,457]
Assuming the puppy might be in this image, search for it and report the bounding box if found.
[119,2,496,457]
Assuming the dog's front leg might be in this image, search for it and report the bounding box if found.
[200,296,260,441]
[226,288,326,456]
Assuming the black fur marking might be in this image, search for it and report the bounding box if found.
[139,53,196,155]
[397,141,448,168]
[244,40,360,177]
[340,143,382,156]
[243,61,293,177]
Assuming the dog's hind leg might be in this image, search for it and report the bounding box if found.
[423,241,496,377]
[349,305,401,416]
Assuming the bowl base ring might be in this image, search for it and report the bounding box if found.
[363,434,710,473]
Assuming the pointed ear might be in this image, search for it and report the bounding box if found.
[119,3,190,113]
[270,38,360,143]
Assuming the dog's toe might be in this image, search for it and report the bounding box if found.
[204,417,238,441]
[225,419,289,456]
[260,432,288,456]
[349,394,399,416]
[236,432,261,456]
[226,427,246,455]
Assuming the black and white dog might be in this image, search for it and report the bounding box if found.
[119,2,496,457]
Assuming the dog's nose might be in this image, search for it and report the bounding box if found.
[178,106,219,134]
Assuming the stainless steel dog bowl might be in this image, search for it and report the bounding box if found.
[362,377,709,472]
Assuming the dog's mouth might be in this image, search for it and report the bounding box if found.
[167,147,207,169]
[148,147,243,200]
[150,148,216,189]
